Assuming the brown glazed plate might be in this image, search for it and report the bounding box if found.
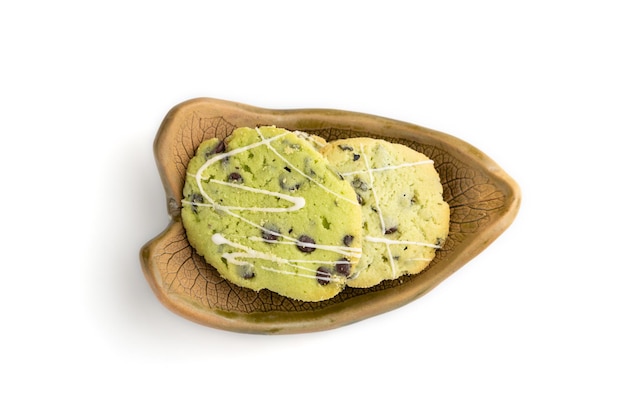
[140,98,521,334]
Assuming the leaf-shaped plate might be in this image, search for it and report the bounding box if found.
[140,98,521,334]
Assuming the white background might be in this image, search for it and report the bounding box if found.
[2,1,624,415]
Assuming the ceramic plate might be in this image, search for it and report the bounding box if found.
[140,98,521,334]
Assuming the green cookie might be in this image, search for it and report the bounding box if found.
[322,137,449,288]
[181,126,362,301]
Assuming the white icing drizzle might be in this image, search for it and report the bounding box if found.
[191,132,290,217]
[195,131,288,184]
[365,236,442,249]
[209,179,305,212]
[213,234,343,283]
[339,160,434,176]
[212,233,284,266]
[193,196,324,267]
[246,236,361,258]
[184,190,287,240]
[257,128,359,206]
[361,144,386,235]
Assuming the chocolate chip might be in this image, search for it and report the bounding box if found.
[296,235,316,253]
[284,166,291,172]
[208,140,226,156]
[190,193,204,214]
[316,267,332,285]
[335,258,351,276]
[356,193,364,205]
[351,178,369,191]
[338,145,354,151]
[343,235,354,246]
[385,226,398,234]
[353,154,361,161]
[239,265,255,280]
[278,173,302,191]
[261,226,280,242]
[227,172,243,183]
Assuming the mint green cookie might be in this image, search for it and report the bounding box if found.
[321,137,449,288]
[181,127,362,301]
